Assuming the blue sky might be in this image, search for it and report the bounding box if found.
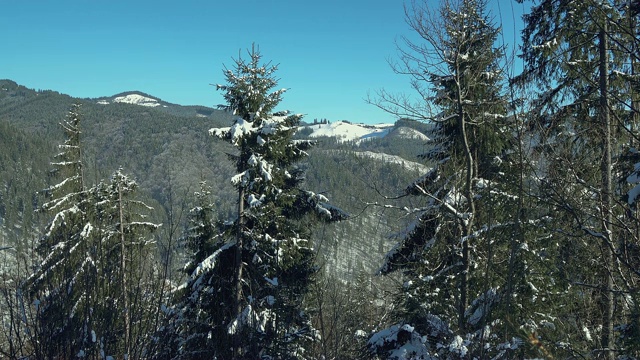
[1,1,526,124]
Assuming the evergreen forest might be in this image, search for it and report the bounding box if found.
[1,0,640,359]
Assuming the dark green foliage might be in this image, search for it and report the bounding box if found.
[161,183,234,359]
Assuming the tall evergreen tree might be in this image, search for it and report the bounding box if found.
[27,104,160,359]
[27,103,98,359]
[366,1,542,358]
[168,46,346,359]
[517,0,640,357]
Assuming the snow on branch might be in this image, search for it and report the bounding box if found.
[209,117,257,145]
[228,304,252,335]
[368,323,431,359]
[45,205,81,237]
[304,190,349,221]
[190,242,234,291]
[44,175,82,194]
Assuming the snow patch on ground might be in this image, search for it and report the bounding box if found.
[112,94,161,107]
[305,121,394,143]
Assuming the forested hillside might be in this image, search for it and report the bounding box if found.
[0,78,426,281]
[1,0,640,358]
[1,73,428,358]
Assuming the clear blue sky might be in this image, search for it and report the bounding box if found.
[0,0,526,124]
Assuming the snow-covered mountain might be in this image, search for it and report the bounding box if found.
[303,121,395,143]
[352,150,429,173]
[300,121,432,145]
[113,93,163,107]
[96,92,166,107]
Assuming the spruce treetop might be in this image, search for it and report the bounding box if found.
[215,44,287,122]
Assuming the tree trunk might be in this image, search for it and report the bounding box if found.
[232,184,245,357]
[118,183,131,358]
[457,81,475,331]
[598,26,615,360]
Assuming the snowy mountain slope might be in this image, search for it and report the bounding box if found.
[113,93,163,107]
[96,92,164,107]
[323,149,429,173]
[89,90,231,119]
[301,121,432,144]
[304,121,394,143]
[388,126,430,141]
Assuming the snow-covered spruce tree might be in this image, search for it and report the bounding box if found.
[27,103,98,359]
[170,46,346,359]
[366,0,544,358]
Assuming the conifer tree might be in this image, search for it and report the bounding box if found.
[28,104,160,359]
[367,1,541,358]
[27,103,97,359]
[517,0,640,357]
[89,170,160,358]
[169,45,346,359]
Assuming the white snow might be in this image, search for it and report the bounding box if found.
[304,121,394,143]
[583,325,592,341]
[448,335,468,357]
[46,205,80,237]
[248,194,265,208]
[112,94,161,107]
[80,223,93,239]
[266,295,275,306]
[368,323,431,359]
[210,117,256,146]
[97,100,110,105]
[465,288,497,326]
[355,329,368,338]
[228,305,253,335]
